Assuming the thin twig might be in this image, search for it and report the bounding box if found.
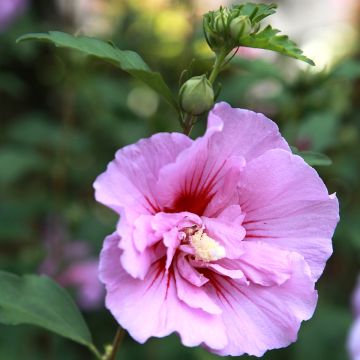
[107,327,125,360]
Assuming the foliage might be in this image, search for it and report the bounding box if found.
[203,2,314,64]
[241,25,314,65]
[0,271,97,355]
[17,31,179,112]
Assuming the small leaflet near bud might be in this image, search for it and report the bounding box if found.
[179,75,214,116]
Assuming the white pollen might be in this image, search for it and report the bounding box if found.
[190,229,226,262]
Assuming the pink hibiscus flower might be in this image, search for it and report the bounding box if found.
[94,102,339,356]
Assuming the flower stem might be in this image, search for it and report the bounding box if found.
[182,113,195,135]
[208,49,229,84]
[105,327,125,360]
[181,48,229,136]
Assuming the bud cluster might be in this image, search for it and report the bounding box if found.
[203,6,254,53]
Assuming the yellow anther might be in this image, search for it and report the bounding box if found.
[190,229,226,262]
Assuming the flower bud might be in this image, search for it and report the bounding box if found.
[179,75,214,116]
[204,8,253,53]
[229,15,252,41]
[214,8,230,33]
[203,10,227,52]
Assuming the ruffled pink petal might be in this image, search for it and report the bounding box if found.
[192,260,248,284]
[239,149,339,279]
[163,228,180,270]
[174,266,222,315]
[117,212,164,279]
[202,156,245,217]
[203,205,246,258]
[98,232,123,291]
[207,253,317,356]
[99,233,228,350]
[94,133,192,215]
[208,102,290,162]
[156,118,244,217]
[133,215,161,252]
[235,242,293,286]
[217,205,246,222]
[156,151,241,216]
[151,211,202,233]
[176,253,209,286]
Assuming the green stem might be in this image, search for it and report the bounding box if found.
[106,327,125,360]
[180,48,229,136]
[182,113,195,135]
[208,49,229,84]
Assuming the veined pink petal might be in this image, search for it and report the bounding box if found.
[133,214,161,252]
[174,266,222,315]
[202,205,246,258]
[117,212,164,279]
[176,253,209,286]
[208,254,317,356]
[163,228,180,270]
[98,232,123,291]
[94,133,192,214]
[99,233,228,350]
[156,133,243,218]
[192,260,248,283]
[235,242,294,286]
[239,149,339,279]
[208,102,290,161]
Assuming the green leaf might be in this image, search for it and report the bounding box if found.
[291,147,332,166]
[235,3,277,23]
[17,31,178,111]
[0,271,98,354]
[241,25,315,65]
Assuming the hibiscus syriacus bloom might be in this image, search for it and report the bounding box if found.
[348,276,360,360]
[95,102,339,356]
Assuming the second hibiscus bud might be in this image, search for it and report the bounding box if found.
[179,75,215,116]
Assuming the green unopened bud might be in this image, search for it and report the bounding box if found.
[229,15,252,41]
[203,10,227,52]
[179,75,214,116]
[214,8,230,33]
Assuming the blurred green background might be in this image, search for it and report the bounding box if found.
[1,0,360,359]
